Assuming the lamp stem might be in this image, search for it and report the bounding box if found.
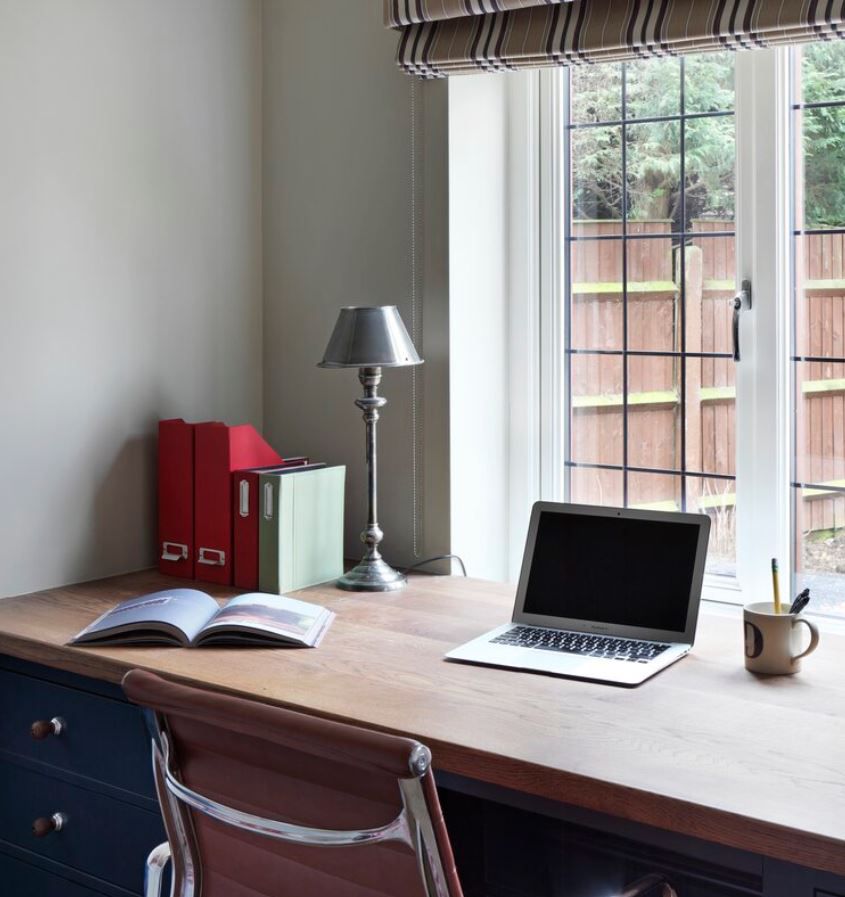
[358,366,384,562]
[335,365,407,591]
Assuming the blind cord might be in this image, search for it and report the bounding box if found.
[410,78,424,559]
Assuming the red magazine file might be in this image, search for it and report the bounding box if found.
[232,458,310,591]
[194,424,282,585]
[158,419,196,579]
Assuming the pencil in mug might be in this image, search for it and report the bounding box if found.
[771,558,782,614]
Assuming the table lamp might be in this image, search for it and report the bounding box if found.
[318,306,423,591]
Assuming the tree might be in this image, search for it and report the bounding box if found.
[800,42,845,228]
[568,46,845,232]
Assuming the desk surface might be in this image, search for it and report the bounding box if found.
[0,570,843,876]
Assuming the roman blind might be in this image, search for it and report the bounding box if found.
[385,0,845,77]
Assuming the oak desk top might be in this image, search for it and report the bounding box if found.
[0,570,843,876]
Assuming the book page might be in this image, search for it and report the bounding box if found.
[200,592,327,644]
[71,589,220,645]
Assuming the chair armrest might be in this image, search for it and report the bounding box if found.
[144,841,172,897]
[618,873,678,897]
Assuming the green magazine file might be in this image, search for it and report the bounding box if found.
[258,466,345,593]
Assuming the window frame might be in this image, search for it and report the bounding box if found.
[509,50,794,606]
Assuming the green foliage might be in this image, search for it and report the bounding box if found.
[569,45,845,231]
[801,43,845,228]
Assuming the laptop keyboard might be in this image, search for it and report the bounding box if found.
[490,625,671,663]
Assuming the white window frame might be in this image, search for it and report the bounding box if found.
[506,50,794,606]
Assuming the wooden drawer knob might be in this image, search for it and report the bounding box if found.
[31,717,66,739]
[32,812,68,837]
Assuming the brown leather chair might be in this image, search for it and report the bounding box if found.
[123,669,676,897]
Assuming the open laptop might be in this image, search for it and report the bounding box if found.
[446,502,711,686]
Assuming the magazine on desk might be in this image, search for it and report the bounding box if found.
[69,588,334,648]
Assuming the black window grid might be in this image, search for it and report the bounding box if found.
[789,65,845,515]
[564,58,737,511]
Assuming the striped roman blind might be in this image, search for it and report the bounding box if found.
[385,0,845,77]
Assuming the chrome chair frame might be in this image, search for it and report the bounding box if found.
[141,709,678,897]
[142,708,453,897]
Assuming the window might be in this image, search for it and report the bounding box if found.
[528,47,845,616]
[565,56,737,578]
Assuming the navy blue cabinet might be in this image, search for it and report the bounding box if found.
[0,656,164,896]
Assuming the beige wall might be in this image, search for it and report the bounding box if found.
[0,1,264,596]
[262,0,451,570]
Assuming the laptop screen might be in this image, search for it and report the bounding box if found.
[522,510,702,634]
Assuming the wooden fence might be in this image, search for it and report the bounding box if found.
[569,220,845,566]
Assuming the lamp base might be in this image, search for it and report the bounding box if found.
[336,556,407,592]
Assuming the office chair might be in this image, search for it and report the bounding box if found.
[123,670,677,897]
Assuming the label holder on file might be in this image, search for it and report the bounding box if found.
[198,548,226,567]
[239,479,250,518]
[161,542,189,562]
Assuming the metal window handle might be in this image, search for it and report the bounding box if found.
[732,279,752,362]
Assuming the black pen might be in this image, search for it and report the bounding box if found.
[789,589,810,615]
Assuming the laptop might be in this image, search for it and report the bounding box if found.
[446,502,711,686]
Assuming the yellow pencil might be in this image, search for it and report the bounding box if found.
[771,558,782,614]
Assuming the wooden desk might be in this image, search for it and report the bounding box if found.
[0,570,843,881]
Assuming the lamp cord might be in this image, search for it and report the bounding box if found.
[403,554,468,578]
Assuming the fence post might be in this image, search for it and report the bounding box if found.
[684,244,704,511]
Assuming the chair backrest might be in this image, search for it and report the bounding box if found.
[123,669,463,897]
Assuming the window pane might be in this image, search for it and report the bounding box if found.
[625,57,680,120]
[570,355,623,466]
[686,357,735,477]
[794,362,845,488]
[794,234,845,359]
[627,237,677,353]
[685,117,735,226]
[793,487,845,616]
[570,63,622,124]
[626,121,680,234]
[688,477,736,576]
[628,471,681,511]
[797,41,845,106]
[569,467,624,508]
[627,356,678,470]
[691,231,735,356]
[796,106,845,230]
[570,237,623,351]
[571,126,622,221]
[685,52,735,114]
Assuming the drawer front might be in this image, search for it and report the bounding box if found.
[0,667,155,798]
[0,761,164,894]
[0,851,112,897]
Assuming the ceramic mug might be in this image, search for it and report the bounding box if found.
[743,601,820,675]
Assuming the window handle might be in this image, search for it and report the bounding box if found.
[732,279,752,362]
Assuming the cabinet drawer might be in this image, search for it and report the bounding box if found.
[0,667,155,798]
[0,761,164,894]
[0,851,113,897]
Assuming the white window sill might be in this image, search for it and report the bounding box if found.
[700,584,845,634]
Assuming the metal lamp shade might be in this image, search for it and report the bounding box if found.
[318,306,422,369]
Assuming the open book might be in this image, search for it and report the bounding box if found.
[69,588,334,648]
